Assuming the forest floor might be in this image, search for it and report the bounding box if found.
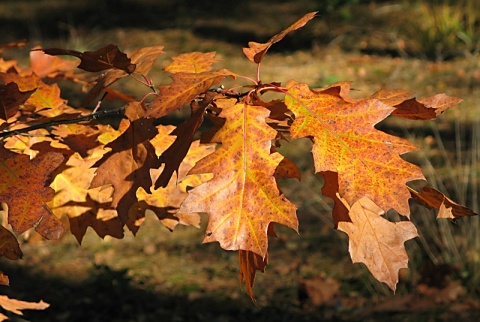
[1,0,480,321]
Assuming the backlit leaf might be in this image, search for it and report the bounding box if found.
[285,82,424,216]
[0,146,65,239]
[337,196,418,291]
[164,52,218,73]
[179,100,298,257]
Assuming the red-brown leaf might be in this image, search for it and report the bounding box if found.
[0,146,65,238]
[243,12,317,64]
[39,44,135,73]
[0,82,35,120]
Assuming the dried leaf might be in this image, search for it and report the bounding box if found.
[409,186,478,219]
[285,82,424,216]
[0,82,35,120]
[0,225,22,260]
[179,101,298,257]
[164,52,218,73]
[0,295,49,317]
[337,196,418,291]
[145,69,235,119]
[39,44,135,73]
[0,146,65,238]
[243,12,317,64]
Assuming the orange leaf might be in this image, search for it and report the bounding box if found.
[39,44,135,73]
[337,196,418,291]
[243,11,317,64]
[0,272,9,286]
[164,52,218,73]
[320,171,351,227]
[285,82,424,216]
[409,186,479,219]
[29,47,79,78]
[0,224,22,260]
[0,295,49,317]
[145,69,236,119]
[25,82,66,116]
[0,146,65,239]
[179,101,298,257]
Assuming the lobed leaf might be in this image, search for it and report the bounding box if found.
[145,69,236,119]
[179,100,298,257]
[285,82,425,216]
[164,52,218,73]
[0,82,35,121]
[0,146,65,239]
[337,196,418,291]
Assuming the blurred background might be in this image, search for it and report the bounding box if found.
[0,0,479,321]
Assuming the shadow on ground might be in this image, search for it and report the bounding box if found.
[1,262,336,322]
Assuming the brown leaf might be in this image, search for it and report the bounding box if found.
[0,82,35,120]
[0,272,9,286]
[154,92,214,188]
[39,44,135,73]
[90,118,160,227]
[409,186,479,219]
[0,146,65,238]
[337,196,418,291]
[392,94,462,120]
[243,12,317,64]
[320,171,351,227]
[239,249,268,306]
[145,69,236,119]
[0,225,22,260]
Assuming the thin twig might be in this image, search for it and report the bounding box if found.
[0,106,126,140]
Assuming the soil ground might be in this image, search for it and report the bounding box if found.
[1,1,480,321]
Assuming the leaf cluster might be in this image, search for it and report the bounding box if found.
[0,12,476,305]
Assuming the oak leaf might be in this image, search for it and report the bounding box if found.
[285,82,425,216]
[0,82,35,120]
[145,69,236,119]
[0,295,49,319]
[164,52,218,73]
[29,47,79,78]
[82,46,164,105]
[90,118,160,226]
[39,44,135,73]
[243,11,317,64]
[408,186,479,219]
[0,146,65,239]
[0,224,22,260]
[239,249,268,306]
[178,101,298,257]
[391,94,462,120]
[337,196,418,291]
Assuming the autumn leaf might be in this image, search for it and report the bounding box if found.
[0,224,22,260]
[0,272,9,286]
[164,52,218,73]
[178,100,298,257]
[82,46,164,105]
[29,47,79,78]
[0,295,49,319]
[320,171,351,227]
[0,146,65,239]
[408,186,479,219]
[25,82,66,116]
[391,94,462,120]
[243,11,317,64]
[154,91,215,188]
[239,249,268,306]
[337,196,418,291]
[145,69,236,119]
[39,44,135,73]
[0,82,35,120]
[285,82,425,216]
[90,118,160,226]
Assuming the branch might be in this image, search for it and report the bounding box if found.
[0,106,126,139]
